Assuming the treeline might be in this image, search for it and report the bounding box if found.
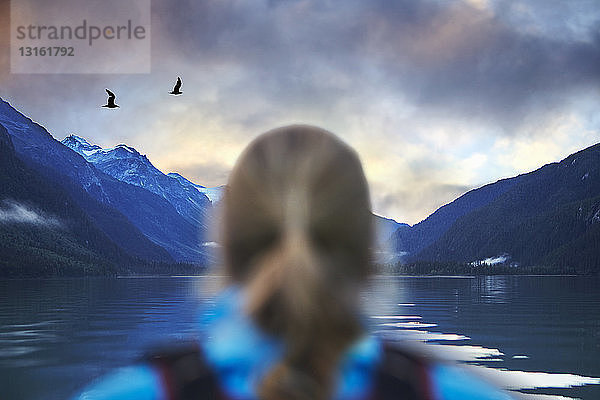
[376,261,580,276]
[0,215,208,278]
[0,224,208,278]
[415,196,600,274]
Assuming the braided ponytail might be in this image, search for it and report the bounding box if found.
[222,125,373,400]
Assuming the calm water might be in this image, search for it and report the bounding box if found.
[1,275,599,400]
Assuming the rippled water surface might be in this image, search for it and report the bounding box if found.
[1,275,599,399]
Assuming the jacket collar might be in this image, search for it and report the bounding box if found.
[199,286,381,400]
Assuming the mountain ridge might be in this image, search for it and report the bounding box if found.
[62,134,213,229]
[0,97,208,263]
[402,142,600,272]
[0,122,137,276]
[1,96,597,274]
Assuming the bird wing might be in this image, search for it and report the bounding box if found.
[105,89,116,100]
[174,77,182,91]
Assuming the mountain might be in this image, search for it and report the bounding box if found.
[372,215,409,265]
[0,98,207,263]
[0,123,132,276]
[0,100,173,263]
[374,215,407,247]
[167,172,403,254]
[410,143,600,272]
[4,97,596,273]
[62,135,214,229]
[167,172,224,203]
[388,178,517,258]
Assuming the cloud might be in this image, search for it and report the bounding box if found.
[0,0,598,224]
[170,161,231,189]
[374,183,473,225]
[0,200,61,226]
[494,104,600,173]
[149,0,600,131]
[360,1,599,130]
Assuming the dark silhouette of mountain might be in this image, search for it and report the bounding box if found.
[388,178,517,257]
[414,143,600,272]
[0,123,136,276]
[0,98,208,263]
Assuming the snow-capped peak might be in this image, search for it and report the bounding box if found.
[113,144,138,155]
[65,134,91,145]
[62,135,145,161]
[62,134,102,156]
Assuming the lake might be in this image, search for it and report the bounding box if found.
[1,275,599,399]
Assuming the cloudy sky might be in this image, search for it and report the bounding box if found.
[0,0,598,224]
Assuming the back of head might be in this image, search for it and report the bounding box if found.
[222,125,373,400]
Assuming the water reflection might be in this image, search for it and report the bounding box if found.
[474,275,511,304]
[367,276,600,399]
[380,321,438,329]
[0,276,599,400]
[468,366,600,390]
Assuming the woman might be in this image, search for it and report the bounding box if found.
[209,125,377,400]
[73,125,514,400]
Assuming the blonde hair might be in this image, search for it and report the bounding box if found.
[222,125,373,400]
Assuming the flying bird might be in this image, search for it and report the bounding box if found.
[169,77,183,95]
[102,89,119,108]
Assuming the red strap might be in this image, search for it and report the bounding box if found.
[418,362,436,400]
[155,360,177,400]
